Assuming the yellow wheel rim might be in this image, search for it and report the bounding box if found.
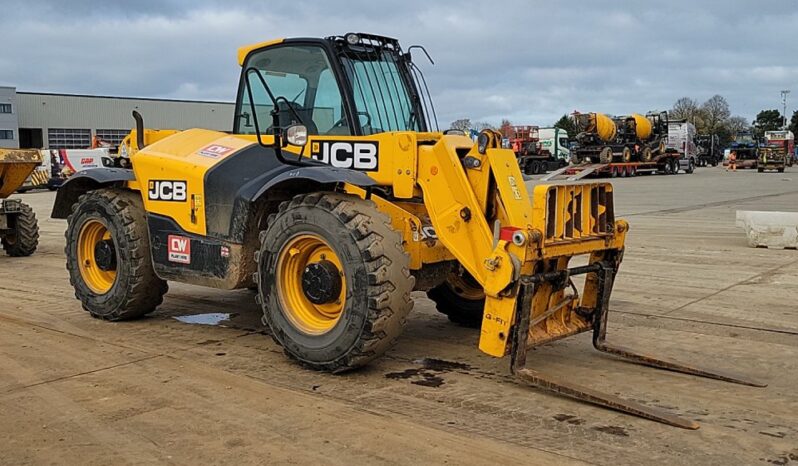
[276,234,346,335]
[77,219,117,294]
[447,270,485,301]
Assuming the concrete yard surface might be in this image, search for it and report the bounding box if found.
[1,167,797,465]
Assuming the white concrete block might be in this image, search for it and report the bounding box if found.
[736,210,798,249]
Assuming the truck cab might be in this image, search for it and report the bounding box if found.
[538,127,570,163]
[666,120,697,174]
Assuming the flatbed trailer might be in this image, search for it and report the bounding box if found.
[541,152,683,181]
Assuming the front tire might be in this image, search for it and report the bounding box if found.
[2,202,39,257]
[65,189,167,320]
[621,146,632,163]
[257,192,414,372]
[599,147,613,164]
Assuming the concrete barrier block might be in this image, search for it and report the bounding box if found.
[736,211,798,249]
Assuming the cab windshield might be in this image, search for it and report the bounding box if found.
[339,49,421,135]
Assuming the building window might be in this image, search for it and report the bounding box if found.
[0,130,13,139]
[48,128,91,149]
[95,129,131,147]
[0,104,11,113]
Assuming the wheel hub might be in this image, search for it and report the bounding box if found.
[301,260,342,304]
[94,239,117,271]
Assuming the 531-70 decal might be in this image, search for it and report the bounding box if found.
[310,141,378,171]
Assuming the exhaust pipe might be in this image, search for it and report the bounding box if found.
[132,111,145,149]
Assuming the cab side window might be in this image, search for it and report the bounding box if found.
[236,45,350,136]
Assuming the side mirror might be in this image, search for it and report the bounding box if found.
[285,125,308,146]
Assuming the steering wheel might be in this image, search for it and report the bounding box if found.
[356,111,372,127]
[331,116,348,129]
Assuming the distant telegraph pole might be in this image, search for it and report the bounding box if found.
[781,89,790,129]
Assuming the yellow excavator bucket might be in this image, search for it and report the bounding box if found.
[0,149,42,199]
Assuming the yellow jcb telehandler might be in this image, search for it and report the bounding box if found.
[52,33,763,428]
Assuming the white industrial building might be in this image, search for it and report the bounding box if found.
[0,85,234,149]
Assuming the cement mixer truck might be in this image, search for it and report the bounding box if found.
[571,112,617,164]
[615,112,670,163]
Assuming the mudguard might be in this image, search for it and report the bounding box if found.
[212,162,377,243]
[252,165,377,199]
[51,168,135,219]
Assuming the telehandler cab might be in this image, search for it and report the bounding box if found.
[53,33,763,428]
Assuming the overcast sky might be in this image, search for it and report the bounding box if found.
[1,0,795,127]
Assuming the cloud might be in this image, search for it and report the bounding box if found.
[0,0,795,127]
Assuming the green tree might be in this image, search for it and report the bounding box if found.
[752,109,782,138]
[553,114,577,138]
[790,110,798,135]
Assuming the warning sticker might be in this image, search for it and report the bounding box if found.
[197,144,235,158]
[168,235,191,264]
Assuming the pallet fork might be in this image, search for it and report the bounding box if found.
[509,261,766,429]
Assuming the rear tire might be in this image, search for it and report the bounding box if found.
[257,192,414,372]
[427,268,485,328]
[65,189,167,320]
[2,202,39,257]
[686,159,694,174]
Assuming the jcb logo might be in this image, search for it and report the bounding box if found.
[310,141,379,171]
[148,180,187,202]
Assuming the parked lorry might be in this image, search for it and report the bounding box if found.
[696,134,721,166]
[764,130,794,167]
[508,125,568,174]
[725,131,759,169]
[666,119,698,174]
[0,149,40,256]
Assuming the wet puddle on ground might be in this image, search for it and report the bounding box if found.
[173,313,235,326]
[385,358,473,388]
